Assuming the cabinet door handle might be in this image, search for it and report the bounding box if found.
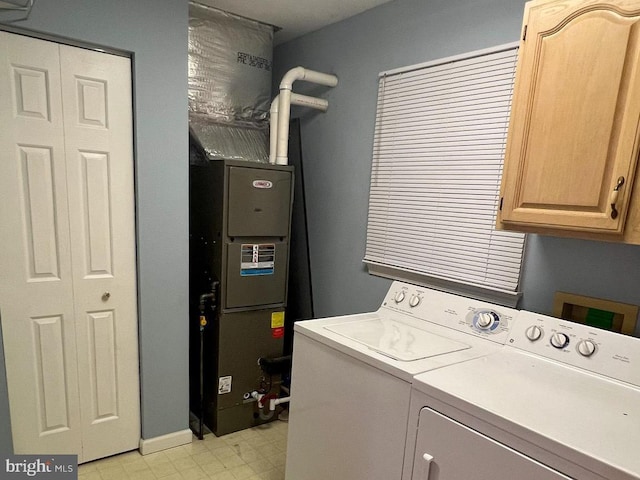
[421,453,434,479]
[610,176,625,219]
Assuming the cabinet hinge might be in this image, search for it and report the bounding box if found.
[499,197,504,211]
[522,25,527,41]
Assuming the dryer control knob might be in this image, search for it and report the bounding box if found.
[550,332,570,349]
[409,295,421,308]
[476,312,495,329]
[394,291,406,304]
[577,339,597,357]
[525,325,543,342]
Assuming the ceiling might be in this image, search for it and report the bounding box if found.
[195,0,394,45]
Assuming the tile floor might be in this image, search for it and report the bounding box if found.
[78,420,288,480]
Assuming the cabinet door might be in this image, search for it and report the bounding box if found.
[500,0,640,234]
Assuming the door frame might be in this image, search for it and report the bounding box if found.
[0,24,131,58]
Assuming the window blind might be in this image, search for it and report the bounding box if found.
[364,44,526,306]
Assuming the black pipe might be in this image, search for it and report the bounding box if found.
[196,281,218,440]
[258,355,292,376]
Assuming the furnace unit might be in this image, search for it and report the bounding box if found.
[190,158,293,436]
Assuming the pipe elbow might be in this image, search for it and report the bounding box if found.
[270,95,280,114]
[279,66,338,90]
[280,66,307,90]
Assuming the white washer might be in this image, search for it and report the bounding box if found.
[284,281,518,480]
[407,310,640,480]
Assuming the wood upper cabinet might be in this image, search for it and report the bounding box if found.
[498,0,640,242]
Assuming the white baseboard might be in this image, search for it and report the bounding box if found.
[139,429,193,455]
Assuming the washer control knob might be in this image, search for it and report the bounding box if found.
[550,332,570,349]
[476,312,495,329]
[409,295,421,308]
[577,339,597,357]
[394,291,406,304]
[525,325,543,342]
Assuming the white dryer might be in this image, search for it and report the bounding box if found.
[284,281,518,480]
[406,310,640,480]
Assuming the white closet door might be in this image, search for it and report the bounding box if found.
[59,45,140,463]
[0,32,83,456]
[0,32,139,463]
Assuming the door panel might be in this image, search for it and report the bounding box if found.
[225,241,289,308]
[32,315,71,434]
[79,151,114,277]
[413,408,571,480]
[86,310,118,421]
[227,166,292,237]
[0,31,82,457]
[60,44,140,462]
[19,146,62,279]
[13,66,51,120]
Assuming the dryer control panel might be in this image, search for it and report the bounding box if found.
[509,311,640,387]
[380,281,518,345]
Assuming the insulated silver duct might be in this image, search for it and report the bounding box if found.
[188,1,273,162]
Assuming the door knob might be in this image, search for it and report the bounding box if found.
[102,292,111,301]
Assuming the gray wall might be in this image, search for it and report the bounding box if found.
[0,0,188,454]
[274,0,640,326]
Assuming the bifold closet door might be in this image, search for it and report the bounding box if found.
[0,31,83,459]
[59,42,140,463]
[0,31,140,463]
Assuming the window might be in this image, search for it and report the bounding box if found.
[364,43,526,307]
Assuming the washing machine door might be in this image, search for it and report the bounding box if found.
[412,408,571,480]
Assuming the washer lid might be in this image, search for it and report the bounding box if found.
[324,317,470,361]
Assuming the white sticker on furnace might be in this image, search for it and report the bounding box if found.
[218,376,232,394]
[240,243,275,276]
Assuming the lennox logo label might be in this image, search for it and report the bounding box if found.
[4,455,77,479]
[252,180,273,189]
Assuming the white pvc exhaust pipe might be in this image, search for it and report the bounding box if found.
[273,67,338,165]
[290,92,330,111]
[269,99,278,164]
[269,93,329,164]
[269,396,291,411]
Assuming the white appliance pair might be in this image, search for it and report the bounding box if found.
[284,281,640,480]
